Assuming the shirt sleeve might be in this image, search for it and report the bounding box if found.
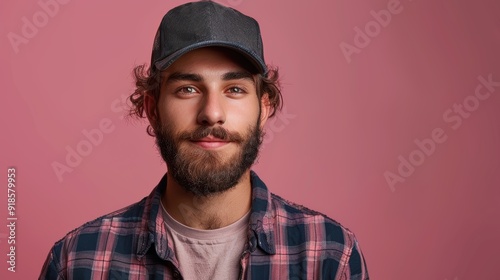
[346,239,369,280]
[39,247,64,280]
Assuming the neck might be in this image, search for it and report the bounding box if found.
[162,171,252,230]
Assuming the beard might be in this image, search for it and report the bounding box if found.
[154,118,263,197]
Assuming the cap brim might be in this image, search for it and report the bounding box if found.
[154,41,267,75]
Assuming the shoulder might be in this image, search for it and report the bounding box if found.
[269,193,369,278]
[51,197,148,255]
[40,198,150,278]
[269,192,357,247]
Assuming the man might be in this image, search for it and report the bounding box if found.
[40,1,369,279]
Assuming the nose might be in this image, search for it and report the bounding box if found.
[196,91,226,126]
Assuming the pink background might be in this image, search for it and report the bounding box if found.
[1,0,500,279]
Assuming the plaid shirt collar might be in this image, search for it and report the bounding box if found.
[136,170,276,261]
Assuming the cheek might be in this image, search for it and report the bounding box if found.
[227,97,261,127]
[157,96,197,130]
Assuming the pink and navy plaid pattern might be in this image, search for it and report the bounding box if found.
[40,171,369,279]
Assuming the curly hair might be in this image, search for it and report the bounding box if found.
[128,64,283,136]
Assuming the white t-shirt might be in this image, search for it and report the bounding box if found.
[161,204,249,280]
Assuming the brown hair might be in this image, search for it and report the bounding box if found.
[128,64,283,136]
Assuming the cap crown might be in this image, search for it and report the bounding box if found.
[151,1,267,74]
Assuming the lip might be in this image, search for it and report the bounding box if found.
[191,137,230,149]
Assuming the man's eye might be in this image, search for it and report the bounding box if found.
[177,87,198,95]
[227,87,245,94]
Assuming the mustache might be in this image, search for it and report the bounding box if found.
[178,126,244,143]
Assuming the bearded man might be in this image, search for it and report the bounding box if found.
[40,1,369,279]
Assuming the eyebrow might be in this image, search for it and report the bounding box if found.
[164,71,254,84]
[222,71,254,82]
[165,72,203,83]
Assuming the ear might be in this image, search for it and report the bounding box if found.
[259,93,271,129]
[144,92,159,131]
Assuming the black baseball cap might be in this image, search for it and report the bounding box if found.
[150,1,267,75]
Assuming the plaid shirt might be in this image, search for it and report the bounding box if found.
[40,171,369,279]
